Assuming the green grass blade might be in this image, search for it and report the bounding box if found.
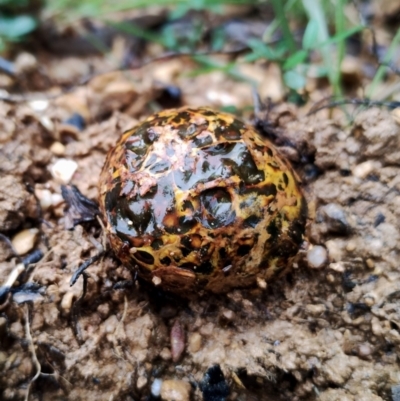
[283,49,308,70]
[271,0,297,53]
[104,19,167,47]
[335,0,346,90]
[319,25,364,47]
[367,28,400,98]
[302,0,336,92]
[302,19,318,50]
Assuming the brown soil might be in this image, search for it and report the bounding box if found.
[1,61,400,401]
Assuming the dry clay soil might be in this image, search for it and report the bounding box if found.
[1,70,400,401]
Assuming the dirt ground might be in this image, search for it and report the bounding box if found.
[1,52,400,401]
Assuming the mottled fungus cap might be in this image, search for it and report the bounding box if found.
[99,107,307,294]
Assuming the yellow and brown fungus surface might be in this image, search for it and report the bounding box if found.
[99,107,307,294]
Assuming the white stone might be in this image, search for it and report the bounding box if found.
[307,245,328,268]
[151,379,163,397]
[40,116,54,131]
[329,262,345,273]
[36,189,63,210]
[352,160,381,179]
[50,158,78,184]
[35,189,53,209]
[29,99,49,111]
[11,228,39,255]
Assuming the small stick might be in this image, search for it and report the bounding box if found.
[0,250,44,304]
[24,304,41,401]
[71,272,88,344]
[307,97,400,116]
[70,251,105,286]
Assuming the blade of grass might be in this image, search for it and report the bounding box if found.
[283,49,308,70]
[244,38,285,62]
[318,25,363,47]
[190,54,255,83]
[262,0,298,43]
[84,31,111,54]
[302,0,339,94]
[302,19,319,50]
[270,0,297,53]
[46,0,262,21]
[104,19,168,47]
[335,0,346,91]
[367,28,400,98]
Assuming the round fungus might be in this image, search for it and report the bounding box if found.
[99,107,307,294]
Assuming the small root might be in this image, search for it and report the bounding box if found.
[24,304,41,401]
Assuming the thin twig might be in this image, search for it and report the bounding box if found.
[70,251,105,286]
[24,304,41,401]
[96,215,108,251]
[113,295,128,357]
[307,97,400,115]
[71,272,88,344]
[29,248,54,282]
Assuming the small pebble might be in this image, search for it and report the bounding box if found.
[256,276,267,289]
[64,113,85,130]
[151,379,163,397]
[11,228,39,255]
[326,273,335,283]
[346,241,357,252]
[160,380,191,401]
[50,158,78,184]
[160,347,172,361]
[306,304,326,316]
[325,239,343,262]
[50,142,66,156]
[363,294,376,307]
[35,189,51,210]
[35,189,63,210]
[29,99,48,112]
[329,262,345,273]
[307,245,328,269]
[137,376,147,390]
[221,309,235,321]
[357,343,372,359]
[14,52,38,74]
[374,212,385,227]
[40,116,54,131]
[60,291,75,312]
[392,384,400,401]
[188,332,202,353]
[370,318,382,336]
[352,160,381,179]
[366,259,375,269]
